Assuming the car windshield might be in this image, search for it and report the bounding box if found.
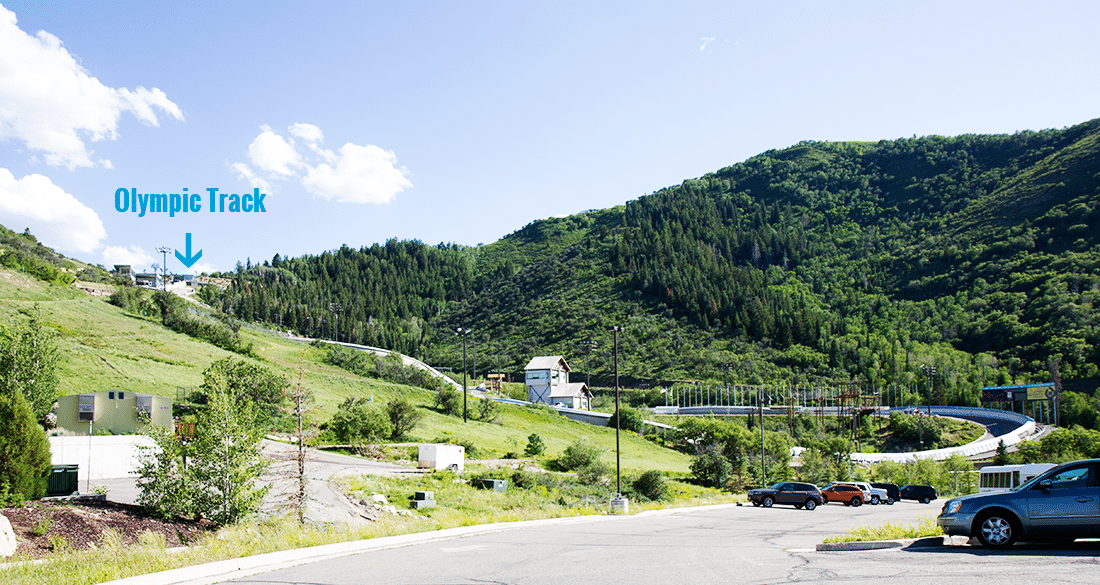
[768,483,786,490]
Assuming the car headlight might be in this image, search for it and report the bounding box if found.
[944,501,962,514]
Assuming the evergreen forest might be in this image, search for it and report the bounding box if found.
[120,119,1100,404]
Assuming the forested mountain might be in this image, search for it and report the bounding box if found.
[204,118,1100,403]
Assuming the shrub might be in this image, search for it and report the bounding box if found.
[474,396,500,423]
[607,406,644,433]
[553,441,602,472]
[384,398,423,440]
[575,460,610,486]
[690,444,731,489]
[631,470,668,501]
[329,397,393,444]
[435,386,463,417]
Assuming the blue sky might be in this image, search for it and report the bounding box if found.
[1,1,1098,275]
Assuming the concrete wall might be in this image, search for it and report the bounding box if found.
[49,435,153,481]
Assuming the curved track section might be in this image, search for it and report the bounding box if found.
[850,406,1037,464]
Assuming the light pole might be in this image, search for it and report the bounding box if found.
[456,327,471,423]
[759,393,766,488]
[610,326,624,495]
[328,303,342,342]
[155,245,171,290]
[921,365,936,415]
[580,339,596,409]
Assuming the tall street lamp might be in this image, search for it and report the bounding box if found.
[155,245,171,291]
[456,327,471,423]
[759,393,766,488]
[609,326,624,495]
[328,303,342,342]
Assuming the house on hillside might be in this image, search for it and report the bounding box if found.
[524,355,591,410]
[55,391,173,435]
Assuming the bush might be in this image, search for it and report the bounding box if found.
[435,386,463,417]
[524,433,546,457]
[553,441,602,472]
[607,405,644,433]
[329,397,393,444]
[690,444,731,489]
[575,460,610,486]
[475,396,500,423]
[384,398,423,440]
[631,470,668,501]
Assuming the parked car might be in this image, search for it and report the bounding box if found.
[849,481,891,505]
[821,483,865,507]
[871,482,901,504]
[748,482,824,510]
[938,459,1100,548]
[899,484,938,504]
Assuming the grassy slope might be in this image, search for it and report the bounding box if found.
[2,267,691,474]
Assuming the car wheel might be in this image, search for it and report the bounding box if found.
[886,497,895,505]
[804,499,817,511]
[871,496,880,505]
[762,496,774,508]
[851,497,862,507]
[920,496,931,504]
[975,513,1018,548]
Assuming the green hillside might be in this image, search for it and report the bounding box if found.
[198,118,1099,405]
[0,267,692,474]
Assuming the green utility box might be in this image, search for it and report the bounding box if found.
[47,464,79,496]
[474,478,507,493]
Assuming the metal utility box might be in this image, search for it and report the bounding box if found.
[47,464,79,496]
[474,478,507,492]
[418,444,465,471]
[412,490,436,509]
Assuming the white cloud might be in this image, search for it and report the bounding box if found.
[229,161,272,193]
[289,123,323,144]
[303,143,412,204]
[246,128,301,176]
[100,244,155,269]
[0,168,106,253]
[700,37,715,52]
[0,6,184,170]
[231,123,411,204]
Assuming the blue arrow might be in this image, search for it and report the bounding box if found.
[174,233,203,268]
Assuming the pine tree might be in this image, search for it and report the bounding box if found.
[0,389,52,501]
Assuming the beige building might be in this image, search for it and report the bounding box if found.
[56,391,173,435]
[524,355,591,410]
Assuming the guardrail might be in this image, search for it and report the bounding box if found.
[850,406,1036,464]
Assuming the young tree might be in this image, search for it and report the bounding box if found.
[188,371,269,525]
[199,357,289,429]
[0,390,52,501]
[0,307,60,425]
[135,425,197,519]
[275,360,317,525]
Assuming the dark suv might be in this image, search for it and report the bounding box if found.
[899,484,938,503]
[872,482,901,504]
[748,482,824,510]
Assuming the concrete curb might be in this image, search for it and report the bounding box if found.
[98,503,742,585]
[815,536,949,552]
[99,513,627,585]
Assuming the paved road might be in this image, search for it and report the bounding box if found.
[221,500,1100,585]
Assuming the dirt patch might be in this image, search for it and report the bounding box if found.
[1,500,211,559]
